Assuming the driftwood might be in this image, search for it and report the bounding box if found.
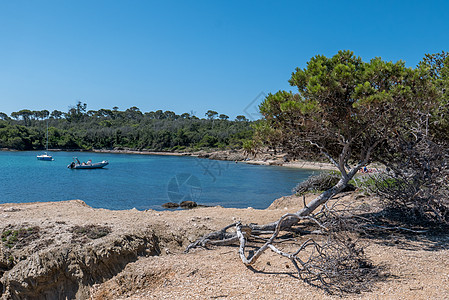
[187,158,363,252]
[186,157,382,293]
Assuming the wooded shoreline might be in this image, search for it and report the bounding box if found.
[1,147,336,171]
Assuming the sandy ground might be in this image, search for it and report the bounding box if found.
[2,193,449,299]
[92,194,449,300]
[252,159,337,170]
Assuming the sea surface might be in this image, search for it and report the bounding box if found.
[0,151,317,210]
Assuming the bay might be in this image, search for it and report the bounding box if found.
[0,151,316,210]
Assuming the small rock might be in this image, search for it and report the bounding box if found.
[180,201,197,209]
[3,207,20,212]
[162,202,180,209]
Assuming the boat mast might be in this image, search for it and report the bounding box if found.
[45,118,49,151]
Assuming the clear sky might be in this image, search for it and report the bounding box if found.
[1,0,448,119]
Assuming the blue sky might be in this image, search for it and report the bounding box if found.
[1,0,448,119]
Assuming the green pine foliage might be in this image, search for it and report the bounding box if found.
[0,107,253,151]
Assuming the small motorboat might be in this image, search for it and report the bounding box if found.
[68,158,109,169]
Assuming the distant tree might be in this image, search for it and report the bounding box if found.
[154,110,164,119]
[96,109,113,119]
[75,101,87,114]
[40,110,50,119]
[127,106,140,112]
[235,115,248,122]
[205,110,218,120]
[163,111,177,120]
[87,110,97,117]
[125,106,143,120]
[66,101,87,123]
[0,112,10,120]
[31,111,39,121]
[111,107,119,119]
[180,113,191,119]
[219,114,229,120]
[11,109,33,126]
[10,111,19,120]
[50,110,64,119]
[145,111,156,119]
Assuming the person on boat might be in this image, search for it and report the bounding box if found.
[87,159,92,165]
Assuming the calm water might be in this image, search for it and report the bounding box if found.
[0,151,316,210]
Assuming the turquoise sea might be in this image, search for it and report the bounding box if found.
[0,151,316,210]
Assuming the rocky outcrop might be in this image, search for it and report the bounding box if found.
[0,200,213,299]
[1,232,159,300]
[161,202,180,209]
[197,150,247,161]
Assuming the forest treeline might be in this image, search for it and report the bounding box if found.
[0,105,254,151]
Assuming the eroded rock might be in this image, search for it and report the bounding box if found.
[161,202,179,209]
[1,232,159,300]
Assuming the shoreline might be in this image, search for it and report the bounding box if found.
[0,148,333,213]
[2,147,336,171]
[2,196,448,299]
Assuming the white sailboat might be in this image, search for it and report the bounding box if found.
[37,119,53,161]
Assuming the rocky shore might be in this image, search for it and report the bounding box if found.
[1,193,449,299]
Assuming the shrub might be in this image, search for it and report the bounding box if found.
[294,172,339,195]
[70,224,111,240]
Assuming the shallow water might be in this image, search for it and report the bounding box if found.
[0,151,317,210]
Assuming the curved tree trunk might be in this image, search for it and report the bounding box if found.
[186,157,367,271]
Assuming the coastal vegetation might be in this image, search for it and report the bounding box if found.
[0,106,253,151]
[70,224,112,241]
[189,50,449,292]
[1,226,40,250]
